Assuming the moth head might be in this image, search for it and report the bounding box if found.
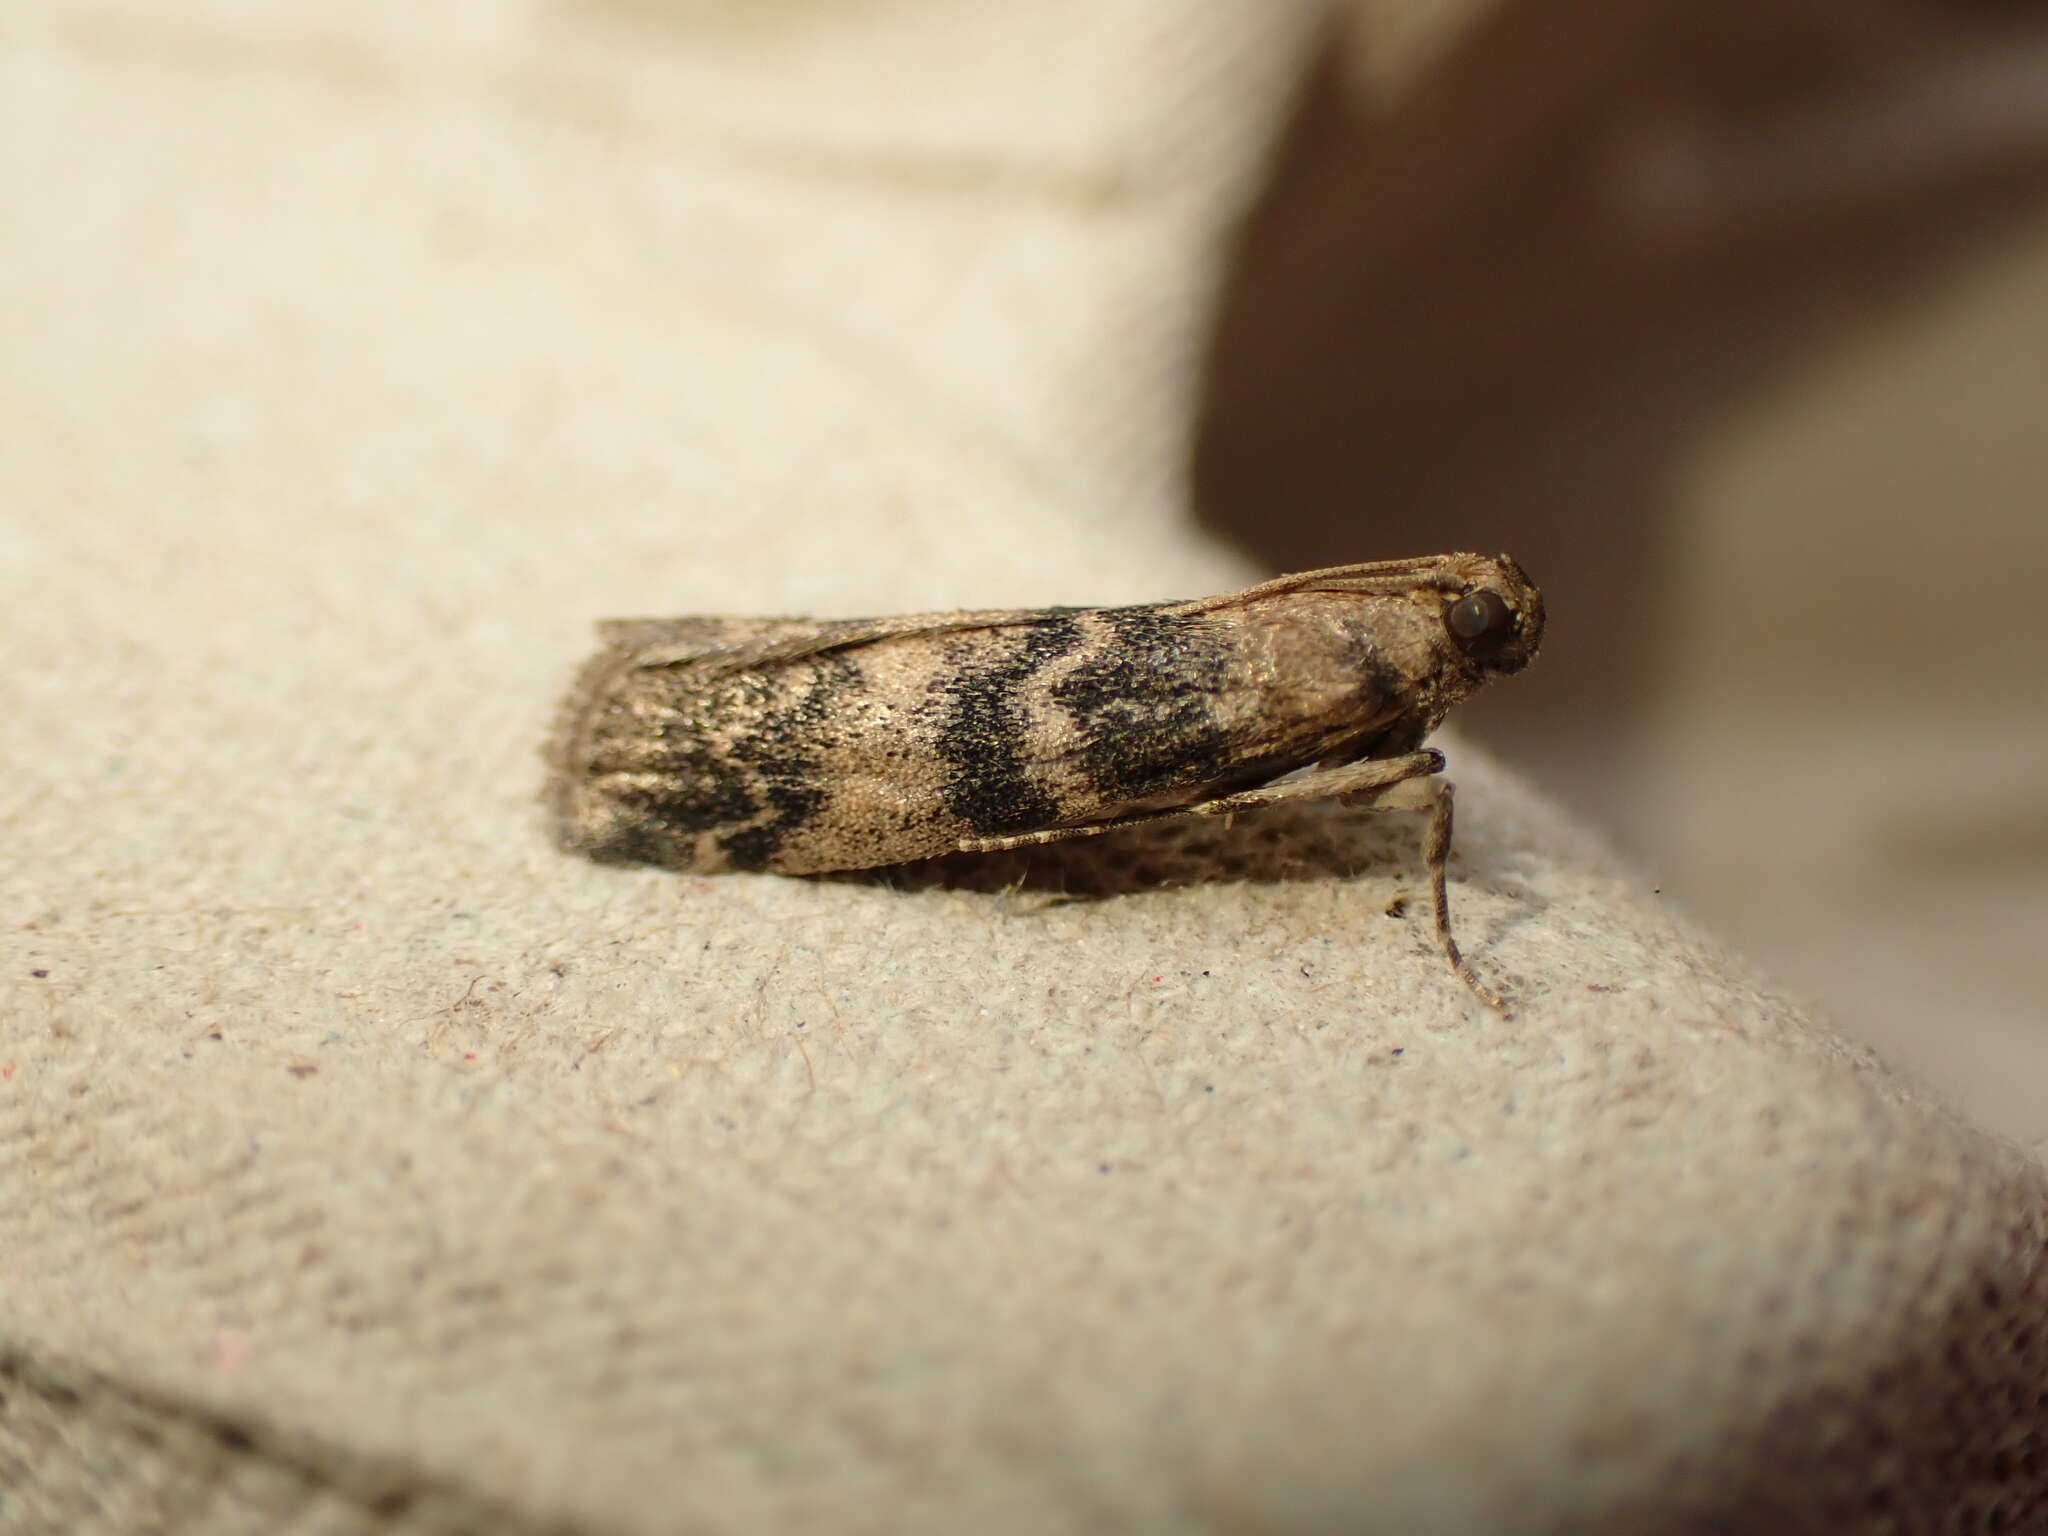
[1440,555,1544,676]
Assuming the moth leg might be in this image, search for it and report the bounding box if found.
[959,750,1509,1013]
[1346,771,1508,1015]
[1250,753,1507,1014]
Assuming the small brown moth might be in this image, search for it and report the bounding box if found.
[548,554,1544,1009]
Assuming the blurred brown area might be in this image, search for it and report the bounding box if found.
[1195,0,2048,1141]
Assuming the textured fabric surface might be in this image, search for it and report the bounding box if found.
[3,3,2046,1534]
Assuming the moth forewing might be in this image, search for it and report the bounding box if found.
[548,553,1544,1010]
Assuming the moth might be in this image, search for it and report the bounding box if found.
[548,554,1545,1009]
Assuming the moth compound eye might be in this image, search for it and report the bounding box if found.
[1446,590,1515,653]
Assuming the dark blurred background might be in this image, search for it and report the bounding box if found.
[1195,0,2048,1142]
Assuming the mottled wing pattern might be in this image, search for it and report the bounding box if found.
[551,608,1087,873]
[550,602,1353,875]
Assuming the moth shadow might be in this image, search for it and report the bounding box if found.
[821,798,1429,903]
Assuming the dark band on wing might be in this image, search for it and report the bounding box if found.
[716,656,851,869]
[930,615,1086,835]
[1050,607,1241,807]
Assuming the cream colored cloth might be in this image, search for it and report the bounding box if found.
[3,3,2044,1533]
